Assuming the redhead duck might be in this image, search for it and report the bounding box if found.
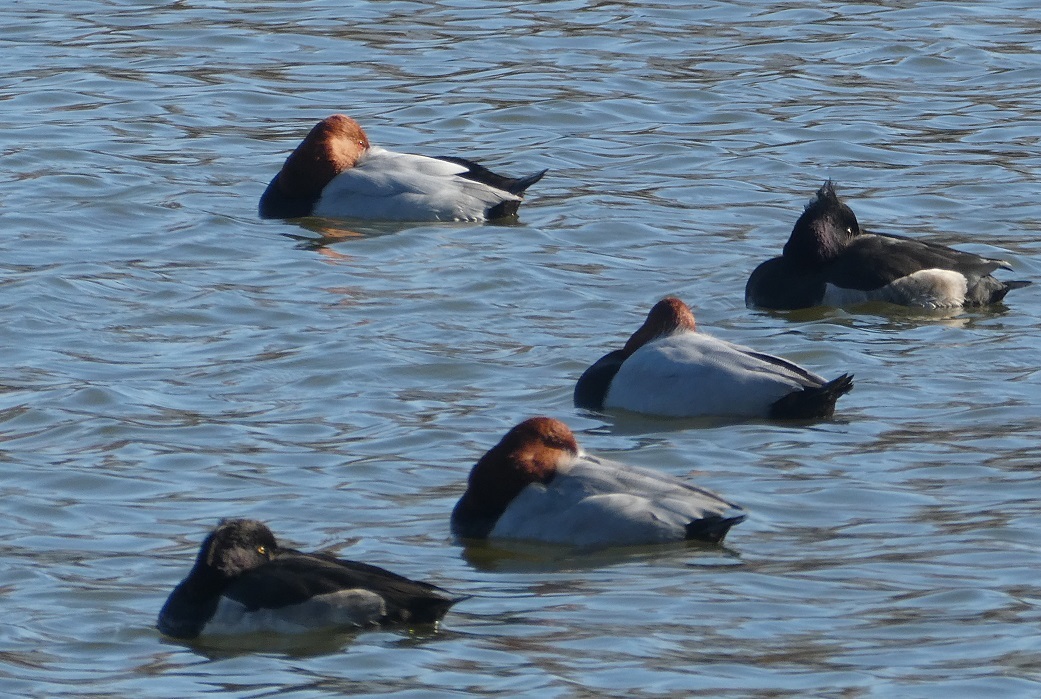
[157,519,460,639]
[451,417,745,547]
[574,297,853,420]
[259,115,546,222]
[745,181,1030,310]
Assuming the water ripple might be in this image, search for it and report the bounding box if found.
[2,0,1041,696]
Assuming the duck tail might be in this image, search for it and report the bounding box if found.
[436,156,547,195]
[993,279,1031,304]
[504,168,548,195]
[769,373,854,420]
[966,277,1030,306]
[484,170,547,217]
[685,513,747,544]
[405,593,472,625]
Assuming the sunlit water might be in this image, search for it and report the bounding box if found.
[3,1,1041,696]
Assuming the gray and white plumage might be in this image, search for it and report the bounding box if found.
[451,417,745,547]
[574,297,852,420]
[259,114,545,221]
[489,453,745,547]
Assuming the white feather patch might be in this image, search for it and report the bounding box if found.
[822,269,968,308]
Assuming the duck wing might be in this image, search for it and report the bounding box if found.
[829,232,1009,290]
[315,148,520,221]
[491,455,744,546]
[562,456,745,544]
[224,551,458,623]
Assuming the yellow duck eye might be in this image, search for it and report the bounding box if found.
[257,545,267,555]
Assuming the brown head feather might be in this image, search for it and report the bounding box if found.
[620,297,697,357]
[275,114,370,200]
[456,417,579,523]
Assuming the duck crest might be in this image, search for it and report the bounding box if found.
[621,297,697,356]
[275,115,371,201]
[813,180,840,207]
[783,180,861,266]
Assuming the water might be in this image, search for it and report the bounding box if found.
[3,0,1041,696]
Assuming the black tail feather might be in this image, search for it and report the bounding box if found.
[503,168,548,195]
[435,156,547,195]
[993,279,1031,304]
[436,157,546,219]
[685,514,746,544]
[401,594,470,625]
[769,374,854,420]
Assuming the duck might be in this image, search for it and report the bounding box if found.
[450,417,745,547]
[258,114,546,222]
[745,181,1031,310]
[157,519,461,639]
[574,297,853,420]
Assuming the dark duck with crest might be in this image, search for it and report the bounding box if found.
[745,181,1030,310]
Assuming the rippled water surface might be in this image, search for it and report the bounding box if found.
[3,1,1041,696]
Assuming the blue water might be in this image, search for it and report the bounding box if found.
[3,1,1041,696]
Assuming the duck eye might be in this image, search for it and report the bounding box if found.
[256,545,267,555]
